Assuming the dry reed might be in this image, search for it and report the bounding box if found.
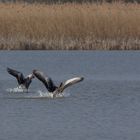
[0,2,140,50]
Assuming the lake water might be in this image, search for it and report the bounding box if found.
[0,51,140,140]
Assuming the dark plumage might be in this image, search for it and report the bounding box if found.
[7,67,34,90]
[33,69,84,97]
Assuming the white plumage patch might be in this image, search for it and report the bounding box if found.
[64,77,83,85]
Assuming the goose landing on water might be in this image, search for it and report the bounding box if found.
[33,70,84,98]
[7,67,34,92]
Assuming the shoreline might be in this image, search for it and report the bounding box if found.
[0,2,139,50]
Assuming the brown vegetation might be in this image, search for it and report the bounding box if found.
[0,2,139,50]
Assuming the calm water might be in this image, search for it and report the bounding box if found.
[0,51,140,140]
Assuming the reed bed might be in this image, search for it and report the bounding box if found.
[0,2,139,50]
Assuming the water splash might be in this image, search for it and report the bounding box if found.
[24,90,70,99]
[38,90,70,98]
[6,86,28,93]
[6,87,70,99]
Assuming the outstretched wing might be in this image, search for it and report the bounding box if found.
[33,70,57,92]
[58,77,84,92]
[7,67,25,85]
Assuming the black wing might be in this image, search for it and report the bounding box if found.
[33,70,57,92]
[7,67,25,85]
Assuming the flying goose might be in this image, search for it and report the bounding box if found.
[7,67,34,91]
[33,69,84,97]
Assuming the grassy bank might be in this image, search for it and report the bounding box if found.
[0,2,140,50]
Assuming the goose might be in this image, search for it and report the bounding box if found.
[33,69,84,97]
[7,67,34,91]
